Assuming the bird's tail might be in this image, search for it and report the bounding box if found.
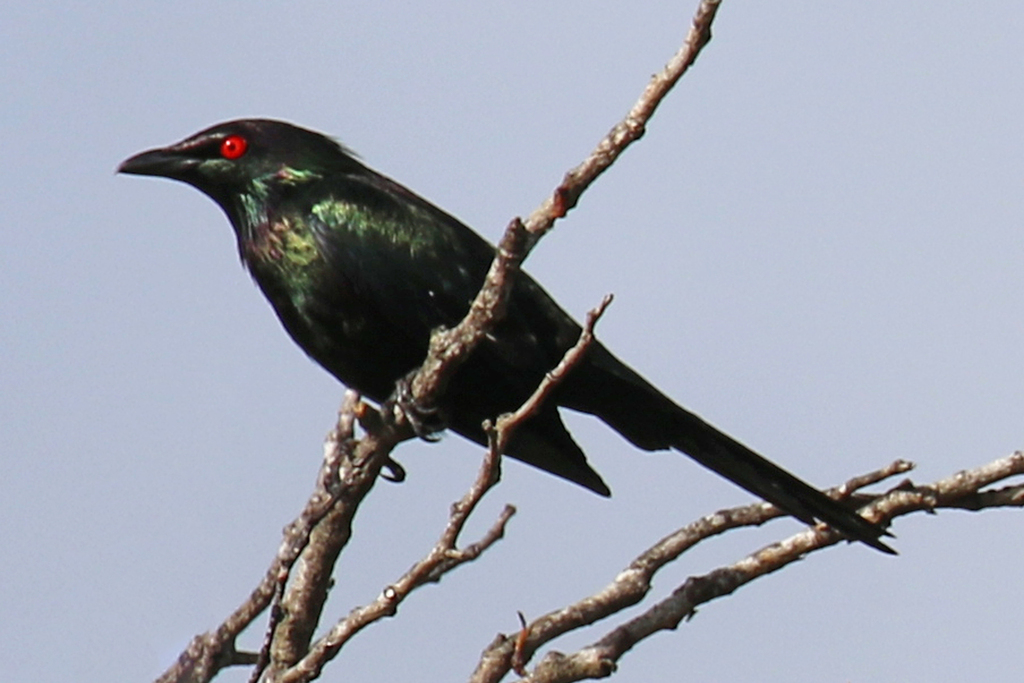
[563,345,895,554]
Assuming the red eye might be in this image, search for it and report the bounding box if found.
[220,134,248,159]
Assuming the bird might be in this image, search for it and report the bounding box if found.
[118,118,893,553]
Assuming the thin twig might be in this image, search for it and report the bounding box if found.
[525,0,721,234]
[491,294,614,456]
[246,569,289,683]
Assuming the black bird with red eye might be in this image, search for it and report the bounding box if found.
[118,118,896,553]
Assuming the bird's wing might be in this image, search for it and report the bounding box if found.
[308,168,584,374]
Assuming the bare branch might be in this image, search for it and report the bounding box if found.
[154,392,370,683]
[277,450,514,683]
[469,453,1024,683]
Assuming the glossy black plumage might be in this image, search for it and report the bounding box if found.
[119,119,893,552]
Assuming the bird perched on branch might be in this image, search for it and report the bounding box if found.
[119,118,893,553]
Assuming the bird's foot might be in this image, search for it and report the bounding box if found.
[386,374,447,442]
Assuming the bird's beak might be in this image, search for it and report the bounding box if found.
[117,147,197,179]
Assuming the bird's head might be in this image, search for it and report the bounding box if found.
[118,118,361,207]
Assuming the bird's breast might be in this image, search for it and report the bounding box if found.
[241,219,426,400]
[242,217,320,268]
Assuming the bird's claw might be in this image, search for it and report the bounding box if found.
[381,456,407,483]
[387,374,447,442]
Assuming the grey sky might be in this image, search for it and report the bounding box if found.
[2,2,1023,682]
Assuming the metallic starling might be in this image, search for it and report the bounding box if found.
[119,119,893,553]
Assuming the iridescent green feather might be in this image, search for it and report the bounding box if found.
[311,199,447,258]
